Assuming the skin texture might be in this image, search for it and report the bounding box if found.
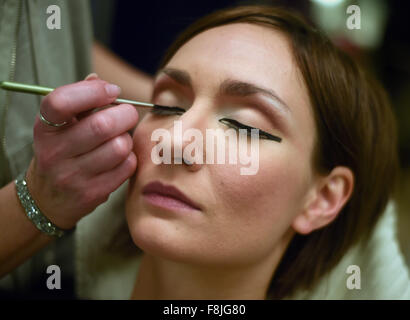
[126,23,354,299]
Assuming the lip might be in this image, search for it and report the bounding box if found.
[142,181,202,212]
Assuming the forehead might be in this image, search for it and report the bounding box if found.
[168,23,298,91]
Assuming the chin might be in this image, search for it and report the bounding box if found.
[126,212,199,264]
[125,197,260,267]
[125,189,206,264]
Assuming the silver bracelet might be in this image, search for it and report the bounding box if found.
[15,171,66,238]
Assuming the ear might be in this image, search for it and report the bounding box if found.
[292,166,354,235]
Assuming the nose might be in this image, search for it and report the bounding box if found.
[165,106,209,172]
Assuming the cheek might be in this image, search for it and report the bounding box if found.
[132,122,157,171]
[127,121,158,194]
[210,146,311,246]
[217,146,307,210]
[132,114,180,171]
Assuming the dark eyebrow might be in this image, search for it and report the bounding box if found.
[219,79,291,115]
[157,67,192,87]
[155,67,291,116]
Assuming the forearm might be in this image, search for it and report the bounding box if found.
[92,41,154,102]
[0,180,54,277]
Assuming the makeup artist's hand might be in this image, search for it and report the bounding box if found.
[25,74,138,230]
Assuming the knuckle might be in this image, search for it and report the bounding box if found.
[90,114,113,138]
[53,169,78,191]
[36,144,66,171]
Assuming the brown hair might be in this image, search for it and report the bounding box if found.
[154,5,400,298]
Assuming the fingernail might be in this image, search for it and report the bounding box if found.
[105,83,121,97]
[85,73,99,81]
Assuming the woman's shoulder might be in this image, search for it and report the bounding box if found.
[288,201,410,300]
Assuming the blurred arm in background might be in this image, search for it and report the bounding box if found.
[92,41,154,103]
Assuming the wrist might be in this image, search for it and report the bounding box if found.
[15,170,74,238]
[25,159,78,230]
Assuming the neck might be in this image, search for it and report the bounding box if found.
[131,230,293,300]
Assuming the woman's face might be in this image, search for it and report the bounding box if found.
[126,23,317,267]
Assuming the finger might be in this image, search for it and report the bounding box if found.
[76,132,133,176]
[33,112,79,139]
[39,79,121,132]
[61,104,138,157]
[37,110,73,129]
[84,73,99,81]
[76,73,102,121]
[89,152,137,201]
[76,108,98,122]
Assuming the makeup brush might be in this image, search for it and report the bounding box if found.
[0,80,185,113]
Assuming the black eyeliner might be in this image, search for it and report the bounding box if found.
[219,118,282,142]
[151,105,185,115]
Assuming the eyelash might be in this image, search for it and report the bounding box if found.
[150,106,282,142]
[151,105,185,115]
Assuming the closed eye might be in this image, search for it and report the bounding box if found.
[149,106,282,142]
[219,118,282,142]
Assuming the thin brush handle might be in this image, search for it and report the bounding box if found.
[0,81,154,108]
